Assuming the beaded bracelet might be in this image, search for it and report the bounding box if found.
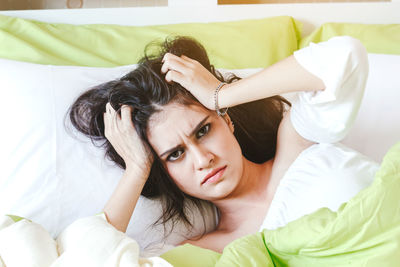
[214,82,228,116]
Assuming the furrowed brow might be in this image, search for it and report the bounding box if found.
[159,115,210,158]
[189,115,210,137]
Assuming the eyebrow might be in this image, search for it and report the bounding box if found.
[159,115,210,158]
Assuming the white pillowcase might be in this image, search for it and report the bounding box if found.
[221,53,400,163]
[0,52,399,255]
[342,53,400,162]
[0,59,216,254]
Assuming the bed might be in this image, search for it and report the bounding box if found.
[0,1,399,266]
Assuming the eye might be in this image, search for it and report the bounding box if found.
[167,149,184,162]
[196,123,211,139]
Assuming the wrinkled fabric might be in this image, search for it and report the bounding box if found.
[162,142,400,267]
[0,214,172,267]
[262,36,378,231]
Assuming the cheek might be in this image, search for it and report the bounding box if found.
[213,126,241,158]
[165,161,192,191]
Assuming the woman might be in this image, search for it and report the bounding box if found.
[69,36,379,253]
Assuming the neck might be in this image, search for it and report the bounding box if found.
[211,157,273,232]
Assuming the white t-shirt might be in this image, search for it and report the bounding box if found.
[259,36,380,231]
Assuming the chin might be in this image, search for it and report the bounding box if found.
[204,180,239,201]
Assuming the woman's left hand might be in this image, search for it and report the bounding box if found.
[161,53,221,110]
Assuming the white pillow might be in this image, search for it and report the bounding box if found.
[224,54,400,163]
[0,58,217,255]
[342,53,400,162]
[0,52,398,254]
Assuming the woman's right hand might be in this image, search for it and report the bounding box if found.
[161,53,222,110]
[103,103,153,176]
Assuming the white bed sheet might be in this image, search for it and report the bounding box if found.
[0,3,399,256]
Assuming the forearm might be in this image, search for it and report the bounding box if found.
[103,166,149,233]
[218,55,326,108]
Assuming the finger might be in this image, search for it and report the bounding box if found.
[120,105,134,130]
[106,103,120,130]
[162,53,193,71]
[104,108,115,136]
[104,103,113,126]
[162,52,183,63]
[161,57,189,75]
[107,103,118,119]
[166,70,186,86]
[106,102,116,116]
[103,112,109,137]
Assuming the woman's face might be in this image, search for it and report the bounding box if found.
[147,102,243,201]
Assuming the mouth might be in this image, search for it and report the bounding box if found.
[201,166,227,185]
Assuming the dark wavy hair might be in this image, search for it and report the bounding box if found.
[68,36,290,235]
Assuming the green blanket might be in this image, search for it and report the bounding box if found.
[162,142,400,266]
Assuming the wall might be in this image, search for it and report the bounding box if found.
[0,0,392,10]
[0,0,167,10]
[219,0,388,3]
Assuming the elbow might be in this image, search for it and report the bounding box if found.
[328,36,369,88]
[342,36,369,78]
[102,211,128,233]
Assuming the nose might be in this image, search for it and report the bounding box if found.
[192,145,214,171]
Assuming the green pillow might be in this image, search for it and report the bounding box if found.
[0,15,301,69]
[300,23,400,55]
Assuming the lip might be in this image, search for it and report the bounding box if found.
[201,166,227,185]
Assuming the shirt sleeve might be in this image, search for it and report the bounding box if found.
[290,36,369,143]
